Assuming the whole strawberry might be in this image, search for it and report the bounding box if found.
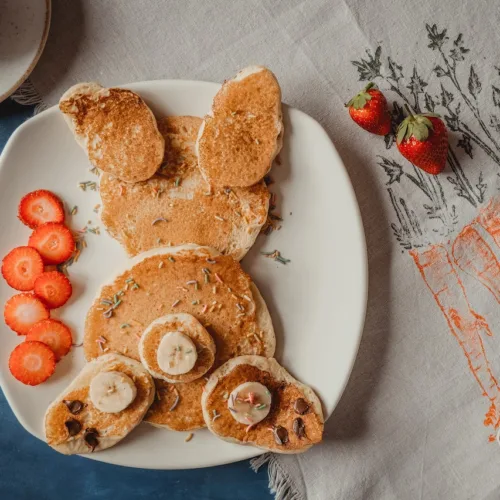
[346,83,391,135]
[396,109,448,175]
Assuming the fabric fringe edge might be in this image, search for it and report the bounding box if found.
[250,453,303,500]
[10,79,47,114]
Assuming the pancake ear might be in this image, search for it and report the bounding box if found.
[59,84,164,183]
[197,67,283,188]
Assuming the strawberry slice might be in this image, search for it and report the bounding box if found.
[1,246,44,291]
[28,223,75,265]
[34,271,72,309]
[9,340,56,385]
[4,293,50,335]
[26,319,72,361]
[18,190,65,229]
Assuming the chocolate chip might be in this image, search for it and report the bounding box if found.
[294,398,309,415]
[63,400,85,415]
[293,418,306,438]
[65,419,82,437]
[274,426,289,446]
[84,428,99,452]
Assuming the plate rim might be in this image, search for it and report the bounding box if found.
[0,79,368,469]
[0,0,52,104]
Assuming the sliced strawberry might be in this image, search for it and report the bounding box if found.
[4,293,50,335]
[9,340,56,385]
[1,246,44,291]
[26,319,72,361]
[34,271,72,309]
[28,223,75,265]
[18,190,65,229]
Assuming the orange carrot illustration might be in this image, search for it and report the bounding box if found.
[410,245,499,401]
[477,197,500,248]
[452,224,500,303]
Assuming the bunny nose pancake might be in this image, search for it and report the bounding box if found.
[139,313,216,383]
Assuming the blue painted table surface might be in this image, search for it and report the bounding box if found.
[0,99,272,500]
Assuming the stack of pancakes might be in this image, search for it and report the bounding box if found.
[45,67,324,456]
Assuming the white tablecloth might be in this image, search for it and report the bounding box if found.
[17,1,500,498]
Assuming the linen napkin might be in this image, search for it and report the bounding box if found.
[15,1,500,498]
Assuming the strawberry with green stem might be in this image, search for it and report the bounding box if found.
[346,82,391,135]
[396,105,448,175]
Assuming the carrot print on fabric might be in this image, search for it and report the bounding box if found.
[477,197,500,249]
[410,245,499,401]
[351,27,500,441]
[452,224,500,304]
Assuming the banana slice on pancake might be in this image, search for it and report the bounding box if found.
[89,371,137,413]
[139,313,216,383]
[202,356,324,454]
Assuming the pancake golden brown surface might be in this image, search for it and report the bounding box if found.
[59,82,164,183]
[44,353,155,455]
[197,66,283,188]
[99,116,269,259]
[202,356,324,453]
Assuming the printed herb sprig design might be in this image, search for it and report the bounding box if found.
[378,157,456,249]
[352,23,500,248]
[427,24,500,159]
[352,45,480,207]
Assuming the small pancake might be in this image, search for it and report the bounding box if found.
[59,82,164,183]
[83,245,275,431]
[202,356,324,454]
[139,313,216,383]
[196,66,283,187]
[99,116,269,259]
[44,353,155,455]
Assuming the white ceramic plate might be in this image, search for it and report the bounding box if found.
[0,80,367,469]
[0,0,51,103]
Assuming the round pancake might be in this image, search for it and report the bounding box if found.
[99,116,270,260]
[83,245,275,431]
[196,66,283,188]
[44,353,155,455]
[202,356,324,454]
[139,313,216,383]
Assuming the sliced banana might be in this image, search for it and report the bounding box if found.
[89,371,137,413]
[227,381,272,426]
[157,331,198,375]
